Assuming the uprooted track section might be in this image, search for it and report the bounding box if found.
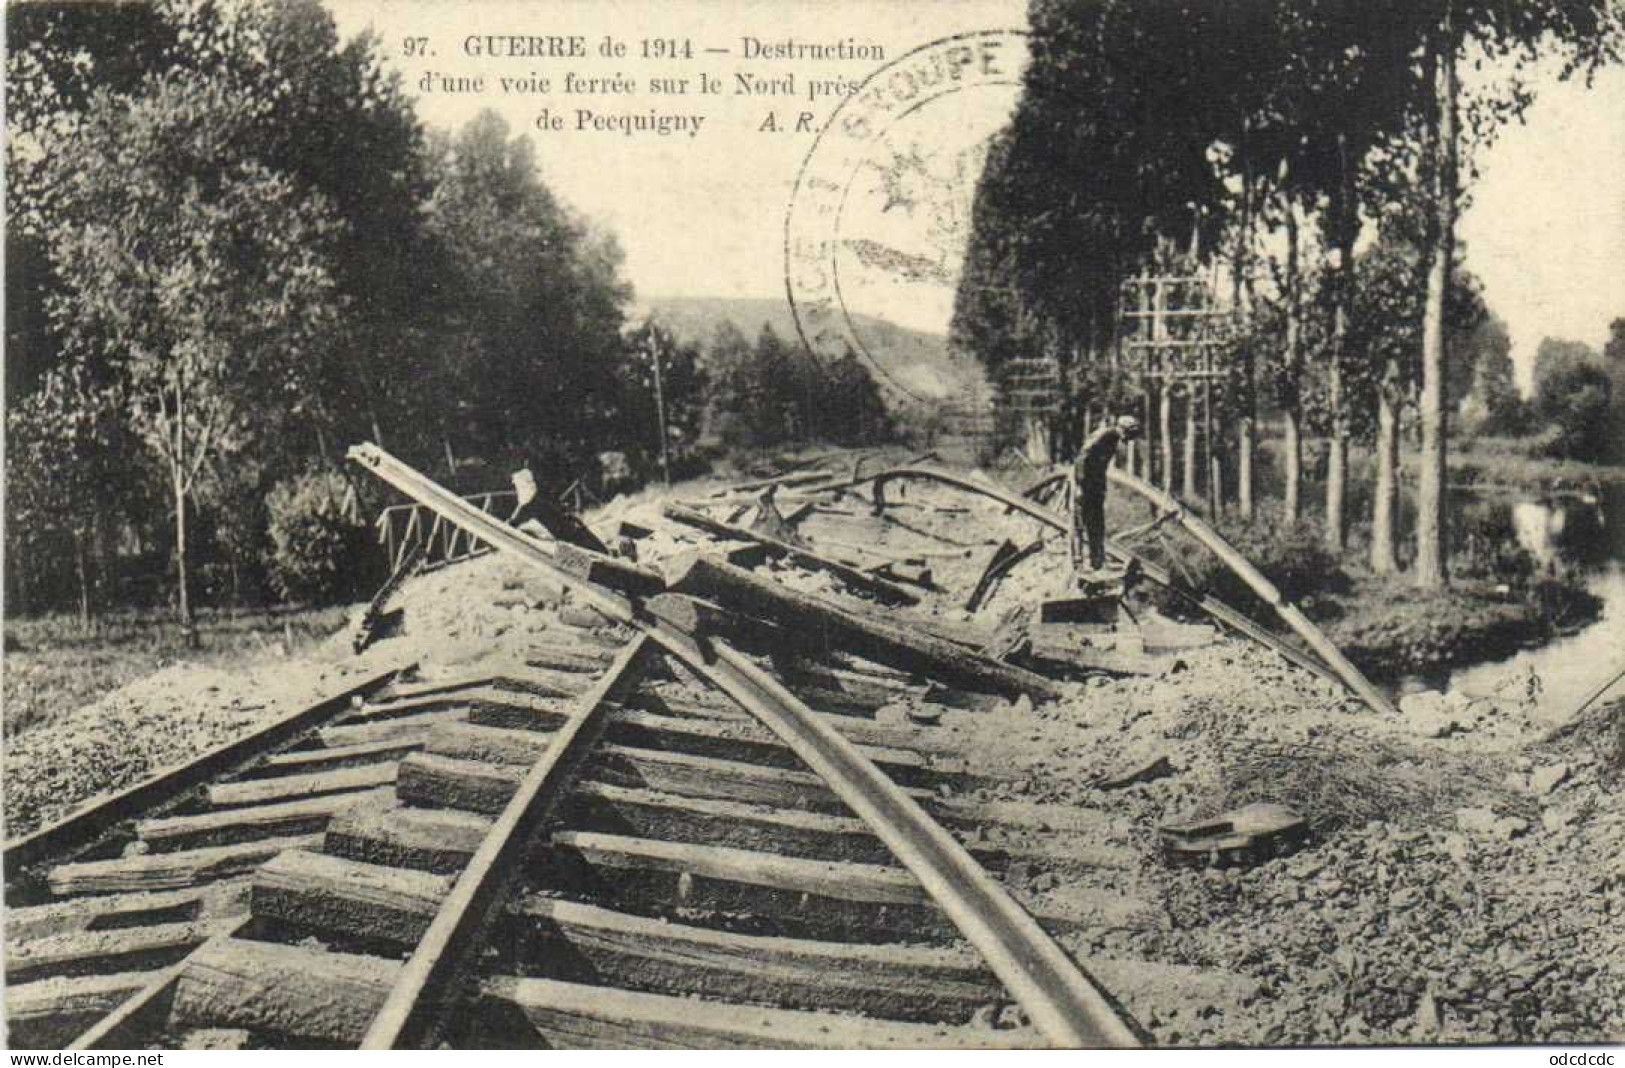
[4,445,1315,1049]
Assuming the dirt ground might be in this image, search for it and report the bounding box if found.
[8,455,1620,1047]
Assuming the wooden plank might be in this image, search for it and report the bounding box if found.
[6,920,223,984]
[589,744,867,813]
[548,830,955,941]
[477,975,1043,1049]
[774,660,922,707]
[1024,632,1157,677]
[251,738,424,777]
[206,763,397,810]
[48,835,322,896]
[325,805,492,875]
[464,694,575,733]
[5,971,154,1050]
[780,680,886,718]
[510,898,1238,1028]
[171,937,399,1046]
[663,554,1062,701]
[137,788,396,852]
[509,897,999,1023]
[395,752,526,815]
[564,782,894,865]
[663,503,920,606]
[605,708,942,784]
[569,780,1112,873]
[522,645,612,674]
[66,918,252,1050]
[552,542,666,598]
[361,681,583,720]
[4,664,408,881]
[424,722,555,765]
[251,851,451,945]
[318,709,467,749]
[360,635,653,1050]
[5,881,250,944]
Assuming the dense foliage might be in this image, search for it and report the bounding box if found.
[4,0,896,621]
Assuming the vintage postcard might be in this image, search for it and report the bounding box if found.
[4,0,1622,1052]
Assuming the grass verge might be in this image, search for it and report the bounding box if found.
[3,605,351,739]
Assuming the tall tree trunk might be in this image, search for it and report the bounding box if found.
[173,375,196,646]
[1158,385,1175,493]
[1235,145,1256,521]
[1139,390,1154,479]
[1283,203,1304,522]
[1371,364,1402,574]
[1416,31,1457,589]
[1325,310,1349,552]
[1181,388,1198,500]
[173,462,194,644]
[74,530,91,629]
[1205,381,1222,517]
[1325,134,1356,555]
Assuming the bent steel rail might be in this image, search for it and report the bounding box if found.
[4,662,411,898]
[361,635,656,1049]
[868,464,1396,717]
[347,442,1143,1048]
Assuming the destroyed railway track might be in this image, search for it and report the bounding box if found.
[2,446,1297,1050]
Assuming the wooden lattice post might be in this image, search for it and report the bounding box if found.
[1119,268,1234,511]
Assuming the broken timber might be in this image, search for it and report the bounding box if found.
[867,464,1397,717]
[662,553,1061,701]
[966,538,1044,612]
[663,502,920,605]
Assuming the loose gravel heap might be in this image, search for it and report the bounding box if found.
[933,643,1625,1046]
[3,647,405,838]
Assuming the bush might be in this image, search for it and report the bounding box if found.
[1145,507,1351,622]
[265,470,370,605]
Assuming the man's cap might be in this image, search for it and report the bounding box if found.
[1115,415,1142,434]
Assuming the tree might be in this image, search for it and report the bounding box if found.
[39,72,345,637]
[1461,313,1523,434]
[1343,238,1489,571]
[622,319,706,479]
[421,111,631,480]
[1410,0,1619,588]
[1533,337,1612,458]
[816,347,896,445]
[4,364,146,622]
[157,0,440,454]
[1603,318,1625,459]
[950,0,1242,434]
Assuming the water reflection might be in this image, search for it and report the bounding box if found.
[1415,484,1624,725]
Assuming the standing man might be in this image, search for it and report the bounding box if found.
[1071,414,1143,575]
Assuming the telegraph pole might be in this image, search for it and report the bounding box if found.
[649,329,671,487]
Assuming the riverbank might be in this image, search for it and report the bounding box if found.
[1322,578,1604,679]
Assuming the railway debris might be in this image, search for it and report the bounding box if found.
[16,445,1606,1049]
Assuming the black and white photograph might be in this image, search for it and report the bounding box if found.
[3,0,1623,1051]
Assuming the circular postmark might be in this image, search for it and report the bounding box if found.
[785,30,1029,406]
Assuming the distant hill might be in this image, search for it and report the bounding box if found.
[639,296,990,407]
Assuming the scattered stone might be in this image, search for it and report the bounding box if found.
[1529,763,1570,796]
[1097,753,1174,790]
[1455,807,1529,841]
[1399,690,1475,738]
[1415,988,1441,1036]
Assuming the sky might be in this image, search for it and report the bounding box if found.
[327,0,1624,390]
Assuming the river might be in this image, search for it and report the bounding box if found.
[1391,482,1625,728]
